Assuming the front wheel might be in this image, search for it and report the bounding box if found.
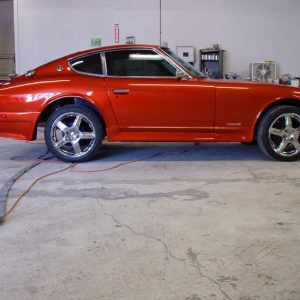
[45,105,104,163]
[257,105,300,161]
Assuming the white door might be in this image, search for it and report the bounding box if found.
[0,0,15,78]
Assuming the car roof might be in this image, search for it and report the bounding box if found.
[66,44,163,60]
[29,44,167,75]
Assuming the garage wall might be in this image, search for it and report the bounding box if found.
[162,0,300,79]
[14,0,300,78]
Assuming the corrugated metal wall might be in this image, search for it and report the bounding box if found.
[0,0,15,77]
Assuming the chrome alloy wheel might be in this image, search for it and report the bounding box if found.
[50,111,96,159]
[268,113,300,157]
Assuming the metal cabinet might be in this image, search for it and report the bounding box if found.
[199,49,225,79]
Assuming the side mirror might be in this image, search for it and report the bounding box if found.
[176,70,188,80]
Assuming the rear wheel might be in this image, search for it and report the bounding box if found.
[45,105,103,163]
[257,105,300,161]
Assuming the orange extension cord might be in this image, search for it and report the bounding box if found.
[5,150,186,217]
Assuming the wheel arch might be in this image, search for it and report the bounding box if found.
[37,96,107,137]
[254,98,300,139]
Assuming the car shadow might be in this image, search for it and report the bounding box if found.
[6,140,267,163]
[93,141,267,162]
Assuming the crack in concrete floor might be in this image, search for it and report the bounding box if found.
[97,198,233,300]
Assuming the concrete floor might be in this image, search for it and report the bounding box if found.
[0,135,300,300]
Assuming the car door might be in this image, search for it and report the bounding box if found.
[104,48,215,133]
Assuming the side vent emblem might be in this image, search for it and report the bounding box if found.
[227,123,242,126]
[57,65,63,71]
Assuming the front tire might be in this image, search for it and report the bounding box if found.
[45,105,104,163]
[257,105,300,161]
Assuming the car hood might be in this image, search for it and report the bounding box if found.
[198,77,300,89]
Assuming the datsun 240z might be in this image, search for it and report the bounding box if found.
[0,44,300,162]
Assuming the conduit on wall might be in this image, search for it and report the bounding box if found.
[159,0,162,45]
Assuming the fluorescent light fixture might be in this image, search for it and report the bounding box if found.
[128,54,163,60]
[71,60,84,67]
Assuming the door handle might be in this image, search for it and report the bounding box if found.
[113,89,130,95]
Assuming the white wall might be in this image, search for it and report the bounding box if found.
[14,0,300,78]
[162,0,300,78]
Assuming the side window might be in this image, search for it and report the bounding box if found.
[105,49,177,77]
[69,53,103,75]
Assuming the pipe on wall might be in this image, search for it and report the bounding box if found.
[159,0,162,45]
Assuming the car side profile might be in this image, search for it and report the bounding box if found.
[0,44,300,162]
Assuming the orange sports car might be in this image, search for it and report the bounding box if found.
[1,44,300,162]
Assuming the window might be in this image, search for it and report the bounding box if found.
[69,53,103,75]
[161,47,207,78]
[105,49,177,77]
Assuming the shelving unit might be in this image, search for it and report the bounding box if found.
[199,49,225,79]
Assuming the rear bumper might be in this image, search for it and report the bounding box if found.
[0,112,39,140]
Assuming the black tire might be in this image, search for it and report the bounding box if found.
[257,105,300,161]
[45,105,104,163]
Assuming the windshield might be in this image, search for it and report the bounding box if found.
[160,47,207,78]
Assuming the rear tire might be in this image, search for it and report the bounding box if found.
[257,105,300,161]
[45,105,103,163]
